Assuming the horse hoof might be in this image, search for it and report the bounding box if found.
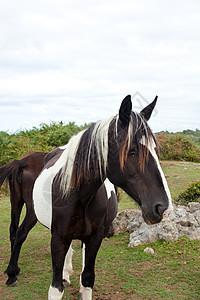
[6,279,19,287]
[63,279,70,287]
[9,280,19,287]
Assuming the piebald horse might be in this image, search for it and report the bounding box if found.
[32,95,173,299]
[0,152,118,288]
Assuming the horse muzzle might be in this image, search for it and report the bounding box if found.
[142,201,171,225]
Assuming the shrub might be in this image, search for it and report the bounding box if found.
[0,134,51,166]
[0,121,89,166]
[19,121,88,148]
[156,132,200,162]
[175,181,200,205]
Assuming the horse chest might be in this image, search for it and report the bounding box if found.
[51,198,107,240]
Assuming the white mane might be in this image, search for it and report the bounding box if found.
[60,116,117,196]
[59,129,87,195]
[59,112,151,196]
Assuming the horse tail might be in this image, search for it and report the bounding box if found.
[0,160,25,190]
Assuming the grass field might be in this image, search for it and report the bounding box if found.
[118,160,200,210]
[0,161,200,299]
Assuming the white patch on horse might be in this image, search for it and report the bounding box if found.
[82,243,86,272]
[33,129,87,228]
[63,244,74,285]
[104,178,115,199]
[48,285,64,300]
[79,243,92,300]
[33,150,65,228]
[140,136,173,218]
[79,286,92,300]
[33,167,54,229]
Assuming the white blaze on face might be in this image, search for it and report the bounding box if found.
[140,136,173,219]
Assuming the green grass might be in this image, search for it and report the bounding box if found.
[118,160,200,211]
[0,161,200,299]
[161,161,200,200]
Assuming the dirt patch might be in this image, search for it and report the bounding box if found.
[0,272,7,294]
[66,281,146,300]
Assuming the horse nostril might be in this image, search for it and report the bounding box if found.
[154,204,164,217]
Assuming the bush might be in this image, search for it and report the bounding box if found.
[0,121,89,166]
[156,132,200,162]
[175,181,200,205]
[18,121,88,148]
[0,134,51,166]
[1,123,200,166]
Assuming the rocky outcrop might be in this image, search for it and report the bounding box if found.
[112,202,200,247]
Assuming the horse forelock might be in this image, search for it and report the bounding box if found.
[136,113,158,171]
[118,112,157,171]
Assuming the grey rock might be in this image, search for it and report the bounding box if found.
[112,203,200,246]
[144,247,154,254]
[112,209,136,235]
[188,202,200,213]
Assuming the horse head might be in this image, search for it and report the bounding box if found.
[107,95,173,225]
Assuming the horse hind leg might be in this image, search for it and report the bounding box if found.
[9,197,24,253]
[62,243,74,287]
[4,197,24,277]
[4,201,22,282]
[5,209,37,287]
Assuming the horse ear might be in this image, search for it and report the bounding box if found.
[140,95,158,121]
[119,95,132,126]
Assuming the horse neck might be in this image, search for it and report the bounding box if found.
[77,153,107,200]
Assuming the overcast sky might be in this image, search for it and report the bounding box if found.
[0,0,200,133]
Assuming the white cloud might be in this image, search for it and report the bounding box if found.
[0,0,200,132]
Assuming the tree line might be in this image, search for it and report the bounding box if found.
[0,122,200,166]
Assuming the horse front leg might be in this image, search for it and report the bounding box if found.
[48,233,71,300]
[80,232,103,300]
